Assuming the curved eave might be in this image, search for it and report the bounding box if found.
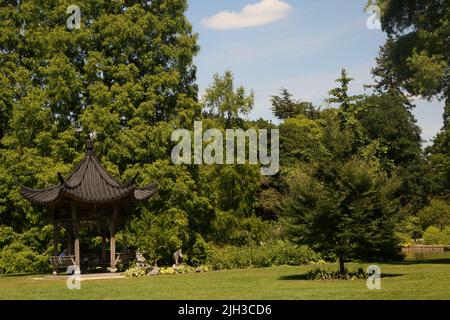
[21,180,158,206]
[20,185,62,207]
[134,183,157,202]
[59,186,135,204]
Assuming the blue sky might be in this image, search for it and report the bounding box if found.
[186,0,444,145]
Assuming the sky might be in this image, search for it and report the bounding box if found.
[186,0,444,145]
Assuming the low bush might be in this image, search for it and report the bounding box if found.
[159,265,210,275]
[124,264,210,277]
[396,232,413,246]
[123,266,148,278]
[159,267,176,275]
[303,267,367,280]
[0,242,50,275]
[207,241,320,270]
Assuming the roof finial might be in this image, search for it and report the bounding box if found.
[85,139,94,154]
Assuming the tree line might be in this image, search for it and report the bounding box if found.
[0,0,448,274]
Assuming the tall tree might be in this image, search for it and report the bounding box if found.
[282,71,402,273]
[271,88,317,121]
[283,157,401,274]
[371,1,450,237]
[326,69,366,152]
[202,71,254,128]
[373,0,450,124]
[358,93,427,211]
[0,1,200,263]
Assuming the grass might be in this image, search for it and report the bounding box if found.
[1,258,450,300]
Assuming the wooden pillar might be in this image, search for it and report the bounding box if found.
[109,206,118,273]
[52,221,60,276]
[101,229,107,264]
[67,224,74,256]
[123,235,128,253]
[72,205,81,274]
[53,222,60,256]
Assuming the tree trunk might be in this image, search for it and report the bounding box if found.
[338,254,346,274]
[443,96,450,131]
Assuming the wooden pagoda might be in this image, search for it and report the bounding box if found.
[21,139,156,274]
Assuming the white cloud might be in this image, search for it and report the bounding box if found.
[201,0,293,30]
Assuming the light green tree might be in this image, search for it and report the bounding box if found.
[202,71,254,128]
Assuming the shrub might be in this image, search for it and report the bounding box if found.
[126,208,189,266]
[423,226,450,245]
[396,232,413,246]
[160,267,176,275]
[176,265,195,274]
[0,242,50,275]
[123,266,147,278]
[188,233,209,267]
[210,210,271,246]
[160,265,210,275]
[418,199,450,230]
[303,267,367,280]
[207,241,320,270]
[0,226,19,248]
[123,264,210,277]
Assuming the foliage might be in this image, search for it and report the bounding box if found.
[282,71,403,274]
[0,0,202,274]
[126,208,189,266]
[159,266,177,275]
[178,265,209,274]
[202,71,254,128]
[426,130,450,203]
[396,214,422,240]
[395,232,413,246]
[0,225,52,274]
[158,264,209,275]
[358,93,426,211]
[0,242,50,274]
[423,226,450,245]
[271,88,317,120]
[418,199,450,231]
[283,159,402,269]
[0,0,448,277]
[374,0,450,131]
[279,116,324,167]
[187,233,209,267]
[303,267,367,280]
[123,266,148,279]
[206,241,319,270]
[210,210,270,246]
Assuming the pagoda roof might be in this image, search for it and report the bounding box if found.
[21,140,156,206]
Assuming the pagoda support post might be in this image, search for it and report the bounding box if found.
[72,205,81,274]
[67,224,74,256]
[52,221,60,276]
[123,234,128,254]
[109,207,118,273]
[101,229,107,264]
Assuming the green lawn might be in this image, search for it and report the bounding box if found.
[1,259,450,300]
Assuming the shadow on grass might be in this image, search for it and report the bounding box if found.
[0,272,45,278]
[278,273,404,281]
